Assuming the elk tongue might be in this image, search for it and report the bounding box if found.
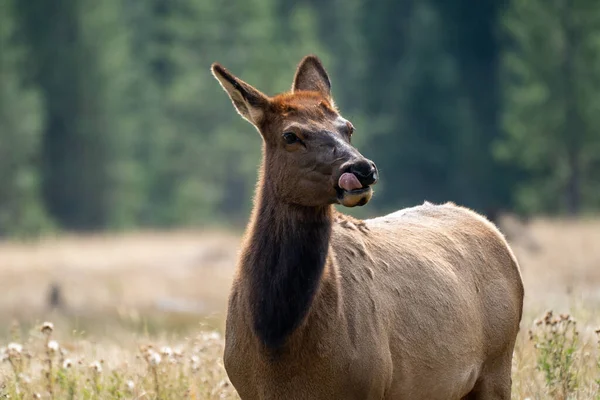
[338,172,363,191]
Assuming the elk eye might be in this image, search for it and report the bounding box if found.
[282,131,299,144]
[346,121,355,137]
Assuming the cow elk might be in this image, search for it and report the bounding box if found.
[211,55,524,400]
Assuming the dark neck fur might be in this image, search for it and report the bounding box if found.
[241,178,332,349]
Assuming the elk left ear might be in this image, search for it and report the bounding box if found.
[292,55,331,99]
[211,63,269,126]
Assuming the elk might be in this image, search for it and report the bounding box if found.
[211,55,524,400]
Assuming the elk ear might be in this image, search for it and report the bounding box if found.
[211,63,269,126]
[292,55,331,98]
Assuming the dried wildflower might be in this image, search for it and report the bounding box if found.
[18,373,31,384]
[173,347,184,357]
[33,393,41,399]
[89,361,103,374]
[7,342,22,354]
[41,322,54,335]
[126,380,135,392]
[202,331,222,341]
[559,313,569,321]
[62,358,73,369]
[47,340,59,353]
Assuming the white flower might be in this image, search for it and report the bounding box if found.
[160,346,173,357]
[149,351,161,366]
[89,361,103,373]
[126,380,135,391]
[190,355,200,371]
[7,343,22,354]
[47,340,59,352]
[62,358,73,369]
[202,331,221,341]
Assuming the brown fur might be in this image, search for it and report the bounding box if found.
[212,56,524,400]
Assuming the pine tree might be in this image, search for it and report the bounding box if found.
[16,0,143,230]
[0,0,52,237]
[499,0,600,214]
[360,1,480,211]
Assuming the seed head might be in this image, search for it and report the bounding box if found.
[63,358,73,369]
[149,351,161,366]
[160,346,173,357]
[33,393,41,399]
[126,380,135,392]
[41,322,54,335]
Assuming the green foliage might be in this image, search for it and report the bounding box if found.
[529,311,579,398]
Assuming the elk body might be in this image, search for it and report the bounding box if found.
[211,56,524,400]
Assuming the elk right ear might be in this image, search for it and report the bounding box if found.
[211,63,269,126]
[292,55,331,99]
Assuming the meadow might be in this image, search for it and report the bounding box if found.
[0,217,599,399]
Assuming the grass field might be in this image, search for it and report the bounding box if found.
[0,218,599,399]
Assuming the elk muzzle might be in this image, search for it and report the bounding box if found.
[337,160,378,207]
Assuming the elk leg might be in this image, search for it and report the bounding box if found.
[464,352,513,400]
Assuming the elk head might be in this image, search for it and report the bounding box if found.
[211,55,378,208]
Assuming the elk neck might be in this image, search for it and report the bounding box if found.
[239,162,333,350]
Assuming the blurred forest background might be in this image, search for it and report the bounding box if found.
[2,0,600,238]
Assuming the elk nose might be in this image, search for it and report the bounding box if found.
[350,160,378,186]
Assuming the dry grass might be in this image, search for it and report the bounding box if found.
[0,321,238,399]
[0,218,599,399]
